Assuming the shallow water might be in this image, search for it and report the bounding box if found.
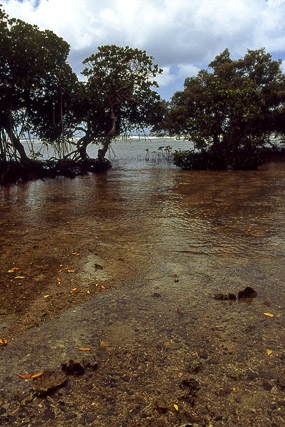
[0,141,285,425]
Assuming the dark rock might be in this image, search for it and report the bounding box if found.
[238,286,257,299]
[32,370,67,397]
[153,399,168,413]
[214,293,236,301]
[152,292,162,298]
[262,381,273,391]
[94,263,103,270]
[62,359,85,375]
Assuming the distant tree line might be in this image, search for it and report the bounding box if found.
[0,5,285,183]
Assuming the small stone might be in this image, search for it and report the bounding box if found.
[153,399,168,413]
[33,370,67,397]
[62,359,85,375]
[262,381,272,391]
[152,292,162,298]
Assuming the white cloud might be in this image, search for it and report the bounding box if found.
[2,0,285,98]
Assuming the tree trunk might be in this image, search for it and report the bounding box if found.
[5,122,31,165]
[98,103,116,162]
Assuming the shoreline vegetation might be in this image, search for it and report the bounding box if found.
[1,144,285,185]
[1,6,285,184]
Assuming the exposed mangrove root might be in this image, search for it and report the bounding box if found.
[0,158,111,185]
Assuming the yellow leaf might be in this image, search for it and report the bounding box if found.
[95,283,100,287]
[44,295,50,298]
[8,267,20,273]
[15,276,25,279]
[87,290,90,294]
[17,373,33,379]
[31,372,43,379]
[0,338,8,346]
[266,349,273,355]
[67,270,75,273]
[173,404,179,411]
[100,341,110,348]
[264,313,274,317]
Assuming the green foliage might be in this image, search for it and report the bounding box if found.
[79,45,163,160]
[162,48,285,170]
[0,6,79,162]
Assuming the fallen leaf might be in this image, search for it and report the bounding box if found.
[233,387,237,392]
[101,285,106,289]
[8,267,20,273]
[264,301,270,307]
[249,316,254,320]
[0,338,8,346]
[18,374,33,379]
[264,313,274,317]
[176,308,180,313]
[100,341,110,348]
[173,404,179,411]
[266,349,273,355]
[53,248,58,252]
[15,276,25,279]
[71,252,79,256]
[31,372,43,379]
[87,290,90,294]
[95,283,100,287]
[57,278,61,283]
[67,270,75,273]
[78,347,91,351]
[44,295,50,298]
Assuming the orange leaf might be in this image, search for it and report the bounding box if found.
[57,278,61,283]
[264,313,274,317]
[8,267,20,273]
[67,270,75,273]
[31,372,43,379]
[18,373,33,379]
[71,252,80,256]
[78,347,91,351]
[101,285,106,289]
[0,338,8,346]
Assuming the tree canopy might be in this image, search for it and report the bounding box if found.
[160,48,285,170]
[76,45,163,162]
[0,6,79,164]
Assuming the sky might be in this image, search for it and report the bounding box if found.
[2,0,285,99]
